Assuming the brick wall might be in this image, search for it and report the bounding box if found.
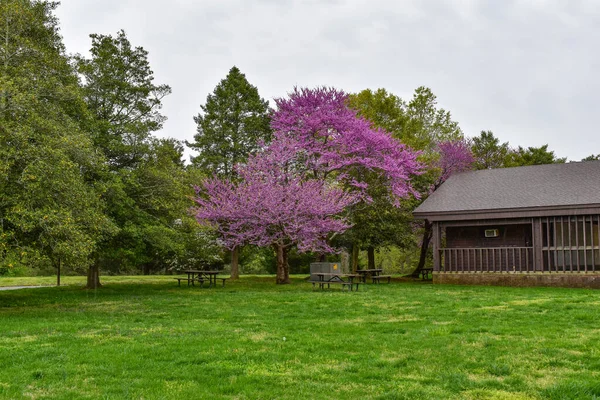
[434,272,600,289]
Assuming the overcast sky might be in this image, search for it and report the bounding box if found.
[55,0,600,162]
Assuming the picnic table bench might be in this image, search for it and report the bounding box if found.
[371,275,391,284]
[177,270,228,288]
[311,273,362,291]
[213,277,228,288]
[356,269,390,283]
[174,277,204,287]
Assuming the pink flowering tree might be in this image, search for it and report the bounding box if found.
[271,87,422,203]
[194,87,422,284]
[433,140,475,190]
[411,139,474,277]
[195,148,358,284]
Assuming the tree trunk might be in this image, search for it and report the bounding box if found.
[230,246,240,280]
[410,220,433,278]
[351,244,359,273]
[86,264,102,289]
[367,246,375,270]
[340,248,349,274]
[275,244,290,284]
[56,257,60,287]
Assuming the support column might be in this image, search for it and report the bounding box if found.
[432,221,441,272]
[532,218,543,271]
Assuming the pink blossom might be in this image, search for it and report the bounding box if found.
[195,148,358,253]
[432,139,474,191]
[271,87,423,202]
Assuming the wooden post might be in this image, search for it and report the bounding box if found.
[432,222,441,272]
[583,215,588,272]
[576,216,580,271]
[591,216,596,270]
[56,257,60,287]
[340,248,350,274]
[351,244,359,273]
[532,218,543,271]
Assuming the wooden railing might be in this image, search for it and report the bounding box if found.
[540,215,600,272]
[441,247,534,273]
[541,247,600,272]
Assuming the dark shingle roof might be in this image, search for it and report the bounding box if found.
[414,161,600,215]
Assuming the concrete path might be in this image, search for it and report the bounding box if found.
[0,286,48,291]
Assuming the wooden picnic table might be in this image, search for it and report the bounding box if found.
[356,269,382,282]
[174,270,202,287]
[355,269,391,284]
[181,270,227,288]
[311,273,362,291]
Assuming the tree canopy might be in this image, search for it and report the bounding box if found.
[194,87,422,283]
[347,86,466,271]
[272,87,421,201]
[510,144,566,166]
[76,30,171,170]
[188,66,271,177]
[0,0,114,281]
[582,154,600,161]
[470,130,512,170]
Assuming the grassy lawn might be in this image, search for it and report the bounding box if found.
[1,276,600,399]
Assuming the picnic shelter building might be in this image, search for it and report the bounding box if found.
[413,161,600,288]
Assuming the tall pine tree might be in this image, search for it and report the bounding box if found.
[188,66,271,279]
[188,66,271,176]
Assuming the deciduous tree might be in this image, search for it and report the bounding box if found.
[195,143,357,284]
[346,89,415,269]
[470,130,512,170]
[76,30,171,169]
[403,87,463,151]
[347,87,463,270]
[509,144,566,166]
[0,0,114,284]
[77,30,189,288]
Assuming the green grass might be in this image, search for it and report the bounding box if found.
[2,276,600,399]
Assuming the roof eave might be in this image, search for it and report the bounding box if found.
[414,203,600,222]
